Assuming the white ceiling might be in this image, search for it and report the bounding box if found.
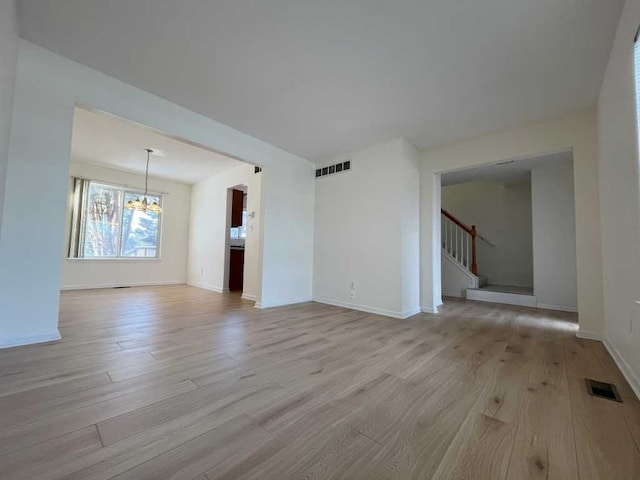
[18,1,623,162]
[71,107,244,184]
[441,150,573,186]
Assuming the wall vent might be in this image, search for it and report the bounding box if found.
[315,160,351,179]
[585,379,622,402]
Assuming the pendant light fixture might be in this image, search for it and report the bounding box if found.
[125,149,163,213]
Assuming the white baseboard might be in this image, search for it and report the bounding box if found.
[187,281,229,293]
[537,303,578,313]
[61,280,184,291]
[313,297,419,319]
[576,329,603,341]
[256,297,313,309]
[402,307,422,318]
[241,293,257,301]
[442,291,464,299]
[603,338,640,400]
[421,305,440,314]
[0,330,61,349]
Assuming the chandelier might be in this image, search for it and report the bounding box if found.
[125,149,163,213]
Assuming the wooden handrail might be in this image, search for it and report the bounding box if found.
[441,208,478,275]
[441,209,472,234]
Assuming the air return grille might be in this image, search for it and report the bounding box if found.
[316,160,351,179]
[585,379,622,402]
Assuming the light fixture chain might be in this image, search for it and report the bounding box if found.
[145,149,150,196]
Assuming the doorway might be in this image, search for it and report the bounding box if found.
[437,151,578,312]
[227,185,247,292]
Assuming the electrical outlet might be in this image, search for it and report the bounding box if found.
[350,290,356,299]
[350,281,355,290]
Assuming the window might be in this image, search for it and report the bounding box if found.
[230,211,248,239]
[69,178,162,259]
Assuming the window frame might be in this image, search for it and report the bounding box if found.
[68,178,164,261]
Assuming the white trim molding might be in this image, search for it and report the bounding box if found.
[256,297,312,309]
[313,297,420,319]
[537,303,578,313]
[241,293,257,301]
[442,291,465,299]
[187,281,228,293]
[603,338,640,400]
[61,280,184,291]
[421,305,440,314]
[576,329,603,341]
[0,330,61,349]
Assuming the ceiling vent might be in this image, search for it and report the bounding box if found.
[316,160,351,179]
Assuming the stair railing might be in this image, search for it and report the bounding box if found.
[441,209,477,275]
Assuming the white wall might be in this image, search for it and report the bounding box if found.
[531,156,578,311]
[0,0,19,241]
[243,169,263,301]
[598,0,640,395]
[188,163,261,297]
[442,180,533,287]
[313,138,420,318]
[0,41,314,347]
[400,140,421,314]
[60,161,191,290]
[420,110,603,335]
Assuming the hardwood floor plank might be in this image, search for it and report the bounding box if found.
[97,375,276,445]
[505,340,579,480]
[0,372,110,410]
[431,411,515,480]
[472,352,531,424]
[111,415,270,480]
[622,397,640,451]
[0,377,197,456]
[0,426,102,480]
[348,374,484,479]
[0,286,635,479]
[569,376,640,480]
[58,383,284,480]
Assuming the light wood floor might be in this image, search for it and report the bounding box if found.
[0,285,639,479]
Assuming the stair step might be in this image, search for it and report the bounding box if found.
[466,288,536,308]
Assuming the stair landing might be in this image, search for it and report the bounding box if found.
[466,284,536,307]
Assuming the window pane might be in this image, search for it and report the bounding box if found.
[82,184,123,257]
[120,192,160,257]
[239,211,248,238]
[229,211,248,239]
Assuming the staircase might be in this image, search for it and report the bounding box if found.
[441,209,477,274]
[441,209,536,307]
[441,209,482,296]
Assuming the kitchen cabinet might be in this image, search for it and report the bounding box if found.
[231,189,244,228]
[229,247,244,291]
